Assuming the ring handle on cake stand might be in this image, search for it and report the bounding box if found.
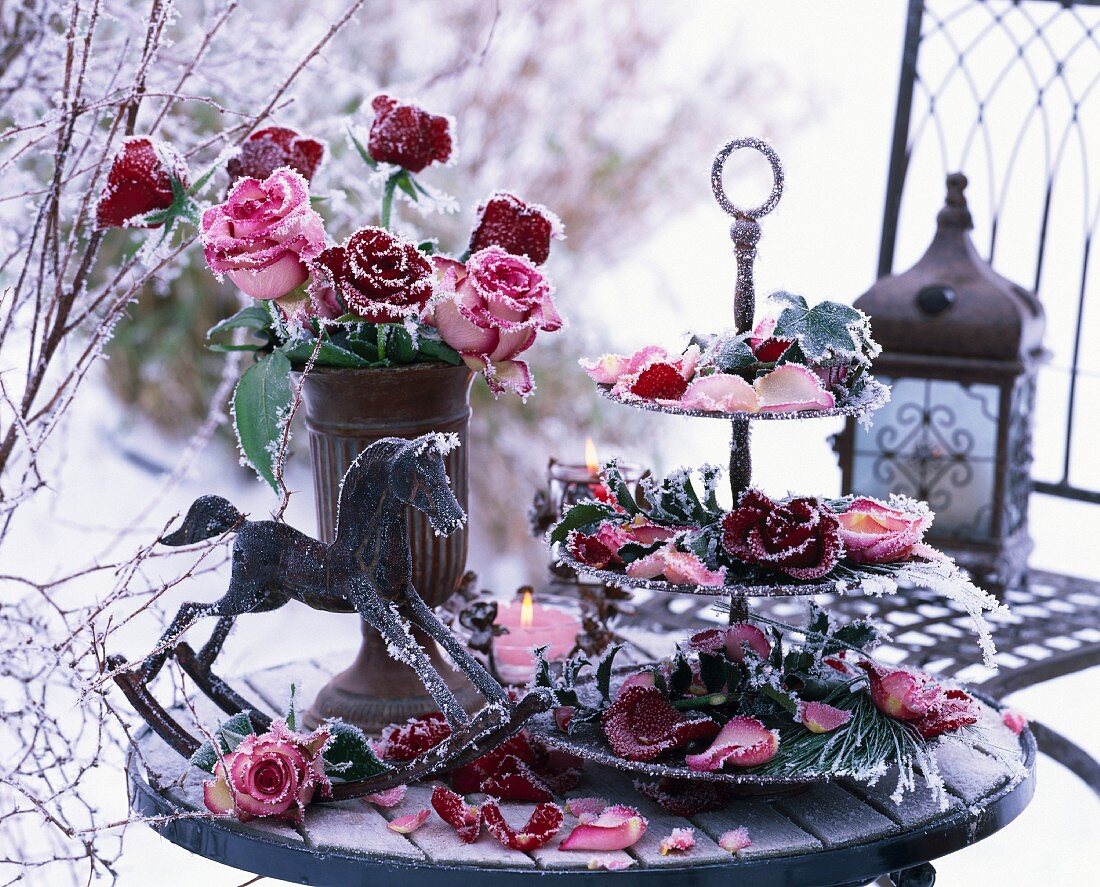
[710,137,785,622]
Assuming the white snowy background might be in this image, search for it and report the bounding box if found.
[2,1,1097,884]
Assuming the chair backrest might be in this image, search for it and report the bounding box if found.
[880,0,1100,506]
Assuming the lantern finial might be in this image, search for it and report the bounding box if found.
[938,172,973,231]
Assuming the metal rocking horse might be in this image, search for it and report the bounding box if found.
[108,433,552,799]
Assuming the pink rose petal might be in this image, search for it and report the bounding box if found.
[388,809,430,834]
[364,785,407,807]
[587,857,635,871]
[838,497,931,564]
[661,548,727,586]
[800,701,853,734]
[580,345,668,385]
[755,364,835,413]
[680,372,761,413]
[565,797,608,822]
[616,670,657,698]
[659,827,696,855]
[1002,709,1028,736]
[677,344,701,380]
[685,716,780,771]
[718,827,752,853]
[724,623,772,661]
[202,775,234,815]
[559,805,647,851]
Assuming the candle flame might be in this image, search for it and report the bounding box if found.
[520,589,534,628]
[585,437,600,474]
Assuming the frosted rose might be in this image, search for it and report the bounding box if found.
[837,497,931,564]
[202,721,330,823]
[96,136,189,229]
[227,127,324,184]
[468,191,563,264]
[201,168,326,300]
[430,247,562,397]
[369,95,453,173]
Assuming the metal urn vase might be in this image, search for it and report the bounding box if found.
[300,363,480,732]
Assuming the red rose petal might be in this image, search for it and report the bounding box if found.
[566,530,617,569]
[633,778,734,816]
[482,799,564,850]
[430,785,481,843]
[378,712,451,761]
[601,686,720,762]
[479,756,554,802]
[96,136,188,229]
[915,688,979,739]
[630,362,689,400]
[1002,709,1028,736]
[553,706,575,732]
[800,701,853,734]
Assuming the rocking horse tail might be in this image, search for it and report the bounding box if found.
[159,495,243,546]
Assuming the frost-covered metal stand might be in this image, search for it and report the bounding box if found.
[126,650,1034,886]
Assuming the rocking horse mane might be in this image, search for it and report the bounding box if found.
[332,437,407,545]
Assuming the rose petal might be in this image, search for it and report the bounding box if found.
[718,827,752,853]
[388,809,430,833]
[482,800,564,850]
[431,785,481,843]
[659,827,696,855]
[724,623,772,661]
[615,670,657,699]
[684,716,779,771]
[587,857,635,871]
[680,373,760,413]
[565,797,608,822]
[677,344,701,380]
[202,775,235,815]
[559,805,647,851]
[755,364,836,412]
[364,785,407,808]
[1002,709,1028,736]
[800,701,853,734]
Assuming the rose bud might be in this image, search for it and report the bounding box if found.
[837,497,931,564]
[96,136,189,229]
[308,226,433,322]
[857,662,938,720]
[748,317,793,362]
[368,94,453,173]
[202,721,331,823]
[429,247,562,398]
[201,168,326,300]
[468,191,563,265]
[227,127,325,184]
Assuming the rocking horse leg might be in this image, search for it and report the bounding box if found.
[404,591,509,706]
[139,601,217,683]
[353,590,471,729]
[197,616,235,667]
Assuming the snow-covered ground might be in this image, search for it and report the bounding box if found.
[3,2,1098,884]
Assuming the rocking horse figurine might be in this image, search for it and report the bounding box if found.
[108,433,552,799]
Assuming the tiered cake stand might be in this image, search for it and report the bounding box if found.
[534,137,901,790]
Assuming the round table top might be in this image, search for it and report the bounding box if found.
[127,655,1036,887]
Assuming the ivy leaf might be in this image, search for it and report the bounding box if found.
[323,722,389,782]
[233,350,293,492]
[772,297,869,364]
[549,502,618,545]
[712,336,756,373]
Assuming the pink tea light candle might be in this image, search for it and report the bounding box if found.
[493,590,581,685]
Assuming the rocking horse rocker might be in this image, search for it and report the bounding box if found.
[108,433,552,799]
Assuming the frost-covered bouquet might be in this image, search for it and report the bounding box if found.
[550,462,1005,663]
[581,292,884,415]
[93,97,565,490]
[535,605,1002,807]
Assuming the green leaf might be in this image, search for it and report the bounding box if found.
[396,172,419,202]
[233,351,293,492]
[417,335,462,365]
[668,654,693,696]
[348,127,377,169]
[616,540,663,564]
[188,711,256,772]
[772,297,869,364]
[698,653,726,694]
[603,463,640,515]
[208,305,273,339]
[323,722,389,782]
[187,161,221,197]
[759,682,799,714]
[595,645,623,704]
[831,620,882,653]
[386,324,417,364]
[280,339,370,368]
[712,336,756,373]
[285,685,297,732]
[549,502,619,544]
[208,343,266,353]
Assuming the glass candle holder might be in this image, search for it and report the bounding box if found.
[492,590,581,685]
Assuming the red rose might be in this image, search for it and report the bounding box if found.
[308,226,433,322]
[95,136,189,229]
[368,95,453,173]
[721,489,842,580]
[227,127,324,184]
[468,192,562,265]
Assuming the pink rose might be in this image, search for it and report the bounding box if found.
[201,168,326,300]
[430,247,562,397]
[837,497,931,564]
[202,721,331,823]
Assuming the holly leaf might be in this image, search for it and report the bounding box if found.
[595,645,623,704]
[323,721,389,782]
[603,462,640,515]
[233,350,293,492]
[549,502,618,544]
[830,619,883,653]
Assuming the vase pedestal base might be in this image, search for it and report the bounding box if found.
[305,625,482,735]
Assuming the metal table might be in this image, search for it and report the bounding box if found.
[127,656,1035,887]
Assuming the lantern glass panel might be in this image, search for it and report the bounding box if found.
[851,375,1000,542]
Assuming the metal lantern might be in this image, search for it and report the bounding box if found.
[835,173,1046,591]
